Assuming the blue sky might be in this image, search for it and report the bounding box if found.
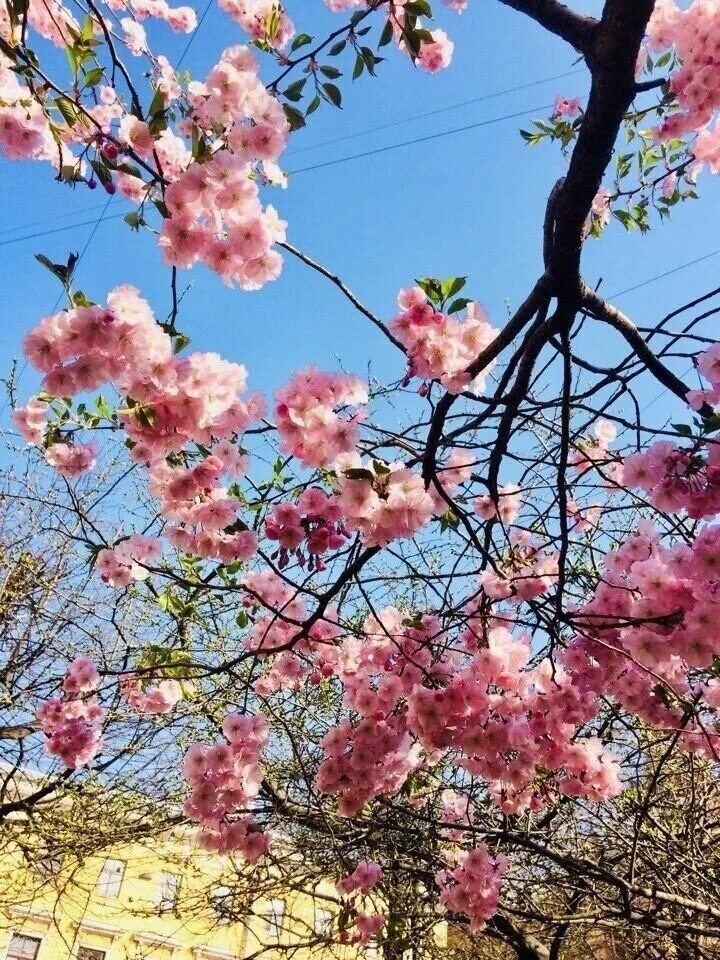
[1,0,719,423]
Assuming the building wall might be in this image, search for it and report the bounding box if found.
[0,830,346,960]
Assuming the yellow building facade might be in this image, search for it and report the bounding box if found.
[0,824,350,960]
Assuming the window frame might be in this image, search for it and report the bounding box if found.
[76,947,106,960]
[96,858,125,898]
[262,899,285,937]
[211,884,233,923]
[156,870,182,912]
[313,907,333,938]
[6,933,42,960]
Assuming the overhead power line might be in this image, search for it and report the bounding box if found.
[289,103,553,175]
[286,67,584,156]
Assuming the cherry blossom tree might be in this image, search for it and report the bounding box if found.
[3,0,720,953]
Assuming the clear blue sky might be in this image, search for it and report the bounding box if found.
[1,0,719,421]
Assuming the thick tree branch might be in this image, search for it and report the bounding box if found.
[582,285,711,416]
[497,0,597,55]
[547,0,657,294]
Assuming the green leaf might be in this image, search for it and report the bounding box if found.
[671,423,693,436]
[283,103,306,131]
[352,53,364,80]
[344,467,375,481]
[416,276,443,304]
[291,32,312,51]
[306,95,321,116]
[440,276,466,300]
[124,211,144,230]
[447,297,471,314]
[378,19,393,47]
[439,510,459,531]
[328,39,346,56]
[172,333,191,355]
[405,0,432,15]
[360,46,377,74]
[284,77,307,102]
[83,66,104,87]
[319,64,342,79]
[135,405,156,428]
[322,82,342,108]
[148,87,165,119]
[612,209,635,230]
[54,95,78,127]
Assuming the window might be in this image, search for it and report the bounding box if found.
[263,899,284,937]
[77,949,106,960]
[156,871,181,911]
[211,885,233,922]
[96,859,124,897]
[37,851,62,878]
[314,908,333,937]
[365,939,381,960]
[6,934,41,960]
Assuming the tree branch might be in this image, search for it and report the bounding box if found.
[279,241,405,353]
[497,0,597,54]
[581,284,711,416]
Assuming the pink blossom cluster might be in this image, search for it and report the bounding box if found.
[337,860,383,895]
[20,285,265,571]
[567,522,720,753]
[390,286,498,394]
[96,535,163,588]
[324,0,461,72]
[436,845,507,932]
[274,367,368,468]
[265,487,348,571]
[37,658,104,768]
[480,532,559,602]
[316,714,423,816]
[440,788,475,841]
[238,571,345,693]
[149,451,259,565]
[473,483,521,525]
[621,342,720,517]
[646,0,720,141]
[428,448,474,513]
[217,0,294,48]
[622,440,720,518]
[149,45,289,288]
[553,94,581,118]
[317,608,621,817]
[567,499,602,532]
[0,57,73,167]
[569,418,616,472]
[120,675,183,714]
[407,626,620,813]
[104,0,197,33]
[340,606,455,720]
[349,912,385,946]
[183,711,271,860]
[249,606,342,695]
[0,0,77,48]
[335,457,436,547]
[11,395,47,446]
[41,441,97,478]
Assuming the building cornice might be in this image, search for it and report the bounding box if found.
[74,919,123,938]
[191,947,236,960]
[134,932,183,950]
[9,906,53,927]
